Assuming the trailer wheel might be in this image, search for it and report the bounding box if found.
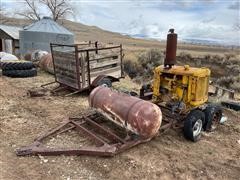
[183,110,205,142]
[203,105,222,131]
[97,77,112,87]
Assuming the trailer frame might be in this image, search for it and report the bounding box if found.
[41,42,123,95]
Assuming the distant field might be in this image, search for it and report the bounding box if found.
[1,16,239,58]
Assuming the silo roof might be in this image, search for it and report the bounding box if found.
[23,16,73,35]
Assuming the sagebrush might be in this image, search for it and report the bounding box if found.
[123,49,164,82]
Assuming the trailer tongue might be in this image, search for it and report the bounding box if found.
[16,87,162,157]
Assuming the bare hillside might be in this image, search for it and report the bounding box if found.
[1,16,238,56]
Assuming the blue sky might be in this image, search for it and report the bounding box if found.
[1,0,240,45]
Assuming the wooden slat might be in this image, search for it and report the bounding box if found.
[89,54,119,62]
[90,66,121,77]
[55,70,77,80]
[53,50,75,58]
[54,60,76,67]
[90,64,120,73]
[56,74,78,89]
[90,59,120,69]
[77,45,121,53]
[53,52,76,66]
[54,64,77,73]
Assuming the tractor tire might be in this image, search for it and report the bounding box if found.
[183,110,205,142]
[97,77,112,87]
[1,61,35,70]
[203,105,222,131]
[2,68,37,78]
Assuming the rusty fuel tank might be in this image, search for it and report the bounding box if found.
[39,53,54,74]
[89,86,162,139]
[164,29,177,67]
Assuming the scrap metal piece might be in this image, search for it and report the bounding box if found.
[27,88,48,97]
[16,112,148,157]
[221,101,240,111]
[89,86,162,140]
[211,85,235,100]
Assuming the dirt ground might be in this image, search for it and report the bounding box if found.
[0,71,240,180]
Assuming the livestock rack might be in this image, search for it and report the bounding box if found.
[42,42,123,95]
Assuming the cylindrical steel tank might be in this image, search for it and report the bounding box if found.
[38,53,54,74]
[164,29,177,67]
[89,86,162,139]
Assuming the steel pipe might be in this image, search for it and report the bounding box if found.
[164,29,177,67]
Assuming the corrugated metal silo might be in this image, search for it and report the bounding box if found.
[19,17,74,55]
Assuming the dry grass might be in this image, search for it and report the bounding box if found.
[216,75,240,92]
[1,73,240,180]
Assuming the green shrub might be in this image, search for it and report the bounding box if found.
[123,59,141,78]
[224,53,236,60]
[123,50,240,91]
[123,49,164,80]
[216,75,240,92]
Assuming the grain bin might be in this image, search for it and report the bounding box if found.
[19,17,74,55]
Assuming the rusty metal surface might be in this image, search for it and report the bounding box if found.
[91,74,119,88]
[16,111,147,157]
[89,86,162,139]
[164,29,177,67]
[91,74,107,88]
[39,53,54,74]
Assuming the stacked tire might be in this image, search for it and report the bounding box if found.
[1,61,37,78]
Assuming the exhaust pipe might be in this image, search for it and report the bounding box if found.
[164,29,177,68]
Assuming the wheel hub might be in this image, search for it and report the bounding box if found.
[193,119,202,137]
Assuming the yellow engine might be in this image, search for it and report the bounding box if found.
[152,65,210,110]
[140,29,222,142]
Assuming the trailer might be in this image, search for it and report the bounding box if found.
[42,42,123,95]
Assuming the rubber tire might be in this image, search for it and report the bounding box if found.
[97,78,112,87]
[203,105,222,131]
[121,90,138,96]
[129,91,138,96]
[1,61,35,70]
[183,110,205,142]
[2,68,37,78]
